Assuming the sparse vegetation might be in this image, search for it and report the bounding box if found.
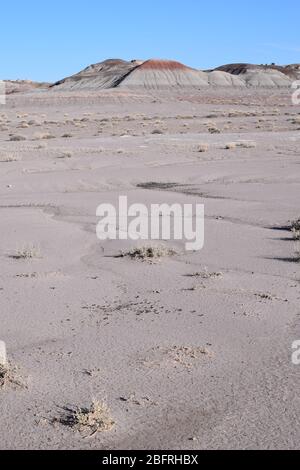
[237,141,256,149]
[290,117,300,125]
[225,142,237,150]
[28,119,41,126]
[120,245,176,261]
[225,141,256,149]
[18,122,29,129]
[208,127,221,134]
[186,270,223,279]
[11,245,41,260]
[206,122,221,134]
[9,135,27,142]
[61,151,73,159]
[255,292,274,301]
[56,400,115,437]
[34,132,55,140]
[197,143,209,153]
[291,218,300,240]
[171,345,212,360]
[0,364,9,388]
[0,363,23,389]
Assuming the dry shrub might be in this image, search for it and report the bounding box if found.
[120,245,176,261]
[151,129,164,135]
[0,364,9,388]
[291,219,300,240]
[56,400,115,437]
[225,141,256,149]
[61,151,73,159]
[9,135,27,142]
[18,122,29,129]
[225,142,237,150]
[34,132,55,140]
[11,245,41,260]
[187,270,222,279]
[197,144,209,153]
[0,363,23,389]
[208,126,221,134]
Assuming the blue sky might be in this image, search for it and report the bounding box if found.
[1,0,299,82]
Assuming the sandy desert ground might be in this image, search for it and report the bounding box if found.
[0,86,300,449]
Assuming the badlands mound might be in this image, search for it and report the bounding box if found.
[51,59,141,90]
[51,58,245,91]
[215,63,296,87]
[3,59,298,95]
[118,59,245,89]
[49,59,300,91]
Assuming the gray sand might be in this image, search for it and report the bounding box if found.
[0,87,299,449]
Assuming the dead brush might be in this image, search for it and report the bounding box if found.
[197,143,209,153]
[225,141,256,150]
[0,364,9,388]
[33,132,55,140]
[291,219,300,240]
[0,363,23,389]
[11,245,41,260]
[56,400,115,437]
[208,126,221,134]
[120,245,177,261]
[186,269,223,279]
[166,346,213,369]
[9,134,27,141]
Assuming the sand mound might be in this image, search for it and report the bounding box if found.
[51,59,141,90]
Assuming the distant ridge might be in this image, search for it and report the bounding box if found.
[51,58,246,91]
[4,80,50,94]
[215,62,300,79]
[6,59,299,93]
[214,63,300,87]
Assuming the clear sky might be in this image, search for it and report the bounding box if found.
[1,0,299,82]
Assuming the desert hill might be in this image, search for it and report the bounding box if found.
[51,59,140,90]
[51,58,246,91]
[214,63,299,86]
[118,59,245,89]
[4,59,298,93]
